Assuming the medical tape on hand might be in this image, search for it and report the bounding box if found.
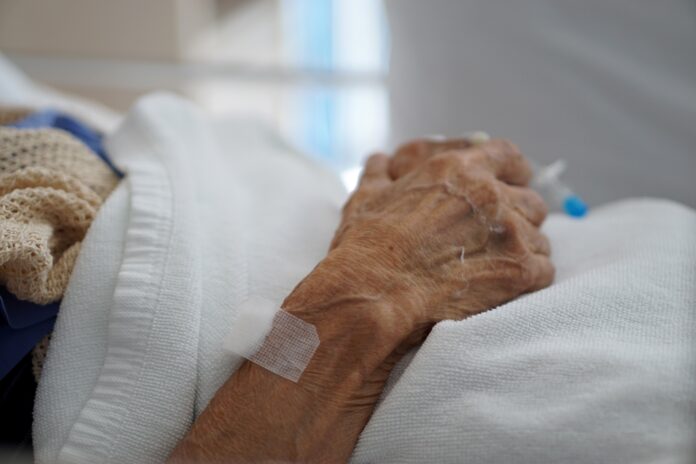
[222,296,319,382]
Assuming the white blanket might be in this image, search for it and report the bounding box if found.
[33,94,346,463]
[353,199,696,463]
[34,94,696,463]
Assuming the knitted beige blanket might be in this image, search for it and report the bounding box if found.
[0,126,118,304]
[0,112,120,378]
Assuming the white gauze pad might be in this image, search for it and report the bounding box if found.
[223,296,319,382]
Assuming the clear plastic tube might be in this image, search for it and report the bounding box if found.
[462,132,588,218]
[531,159,588,218]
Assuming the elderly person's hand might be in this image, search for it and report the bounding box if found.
[170,138,554,464]
[295,138,552,346]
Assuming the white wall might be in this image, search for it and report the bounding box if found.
[0,0,389,182]
[385,0,696,207]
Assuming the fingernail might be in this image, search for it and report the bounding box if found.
[463,131,491,144]
[423,134,447,142]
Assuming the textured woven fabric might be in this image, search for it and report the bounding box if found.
[0,127,118,305]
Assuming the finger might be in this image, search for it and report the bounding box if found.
[490,210,551,256]
[523,254,555,292]
[502,184,548,226]
[426,137,477,152]
[389,138,474,179]
[513,213,551,256]
[344,153,391,219]
[359,153,391,190]
[474,139,533,186]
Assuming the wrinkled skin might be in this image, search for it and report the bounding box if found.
[170,138,554,463]
[317,137,553,344]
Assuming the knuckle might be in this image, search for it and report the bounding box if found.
[496,218,526,252]
[494,139,522,156]
[489,212,542,257]
[425,153,454,176]
[396,139,430,158]
[484,139,523,165]
[499,215,520,237]
[391,141,433,178]
[428,149,487,177]
[461,147,488,166]
[442,149,466,163]
[506,186,548,224]
[466,176,502,211]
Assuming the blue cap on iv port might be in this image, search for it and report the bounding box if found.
[563,195,588,218]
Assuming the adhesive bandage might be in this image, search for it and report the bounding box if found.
[223,296,319,382]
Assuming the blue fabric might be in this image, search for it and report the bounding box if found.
[0,288,59,330]
[0,109,121,380]
[0,287,58,379]
[0,304,56,380]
